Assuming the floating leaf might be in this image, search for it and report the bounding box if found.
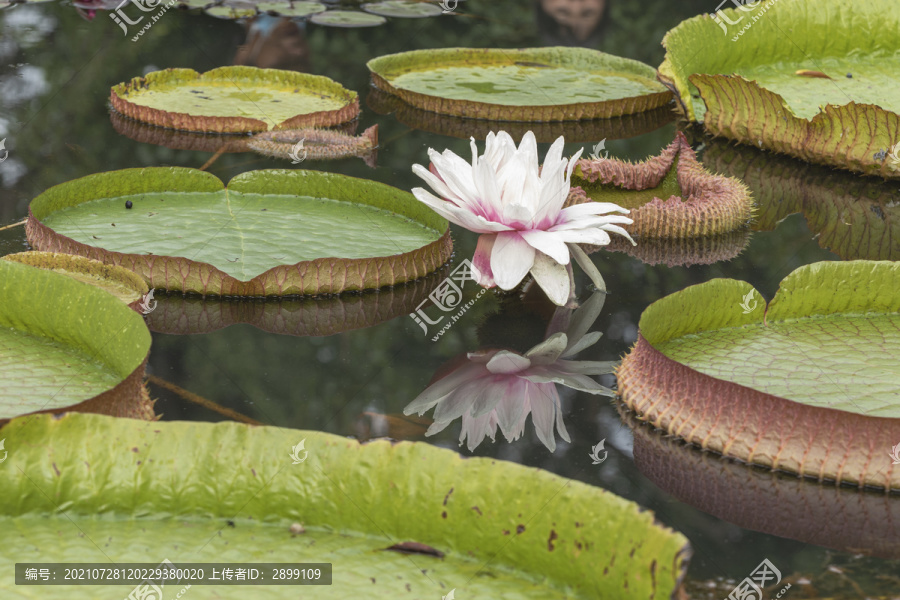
[368,47,672,121]
[0,413,691,598]
[617,260,900,490]
[110,66,360,133]
[600,230,751,267]
[657,0,900,177]
[26,168,452,297]
[567,132,754,238]
[363,1,443,18]
[310,9,386,27]
[246,125,378,167]
[0,260,152,421]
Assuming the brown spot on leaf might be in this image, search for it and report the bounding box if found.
[370,577,376,584]
[52,463,60,477]
[516,525,525,534]
[548,529,558,551]
[132,447,139,453]
[384,542,445,558]
[471,506,482,516]
[405,583,411,592]
[251,468,257,477]
[502,530,510,535]
[443,488,454,506]
[441,511,447,519]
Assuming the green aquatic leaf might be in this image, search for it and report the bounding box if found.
[310,9,387,27]
[0,413,691,599]
[618,260,900,490]
[658,0,900,177]
[368,47,672,121]
[27,167,451,297]
[0,261,151,419]
[363,1,443,18]
[110,66,360,133]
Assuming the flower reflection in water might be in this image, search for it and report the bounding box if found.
[404,291,615,452]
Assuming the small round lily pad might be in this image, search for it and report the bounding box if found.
[204,4,256,18]
[367,47,673,121]
[363,1,443,18]
[310,10,386,27]
[110,66,360,133]
[26,167,452,297]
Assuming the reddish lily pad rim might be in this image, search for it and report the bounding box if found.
[110,66,360,134]
[617,260,900,490]
[26,167,452,297]
[367,47,673,122]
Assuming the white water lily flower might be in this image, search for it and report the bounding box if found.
[412,131,635,305]
[404,292,615,452]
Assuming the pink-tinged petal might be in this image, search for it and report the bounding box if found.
[529,251,572,306]
[554,387,571,444]
[501,202,534,228]
[467,348,501,364]
[522,366,615,396]
[460,411,498,451]
[520,230,571,265]
[552,228,611,247]
[549,214,634,232]
[433,379,483,421]
[412,164,466,208]
[403,361,486,415]
[494,383,528,441]
[468,379,503,418]
[429,148,479,205]
[528,382,559,451]
[485,350,531,374]
[412,188,513,234]
[491,231,536,290]
[471,234,497,288]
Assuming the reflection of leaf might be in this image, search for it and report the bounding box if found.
[618,260,900,490]
[0,413,691,598]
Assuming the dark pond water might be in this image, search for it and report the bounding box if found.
[1,0,899,597]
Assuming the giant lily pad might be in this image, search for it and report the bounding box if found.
[367,47,673,121]
[25,168,452,297]
[702,139,900,261]
[367,86,675,143]
[621,407,900,560]
[566,132,754,238]
[145,270,443,336]
[617,260,900,490]
[0,413,691,599]
[0,260,153,422]
[1,251,149,310]
[658,0,900,178]
[310,9,386,27]
[363,1,443,18]
[110,67,360,133]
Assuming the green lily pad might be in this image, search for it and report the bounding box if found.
[310,9,387,27]
[144,270,443,336]
[0,413,691,598]
[204,3,256,18]
[658,0,900,178]
[363,1,443,18]
[567,132,754,238]
[621,407,900,560]
[702,139,900,261]
[110,66,360,133]
[1,251,149,308]
[0,260,152,421]
[617,260,900,490]
[248,0,325,16]
[26,167,452,297]
[367,47,672,121]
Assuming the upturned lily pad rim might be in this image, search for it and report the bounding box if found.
[0,413,692,598]
[26,167,452,297]
[1,251,149,309]
[367,47,673,122]
[110,66,360,134]
[0,260,152,420]
[657,0,900,178]
[617,260,900,490]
